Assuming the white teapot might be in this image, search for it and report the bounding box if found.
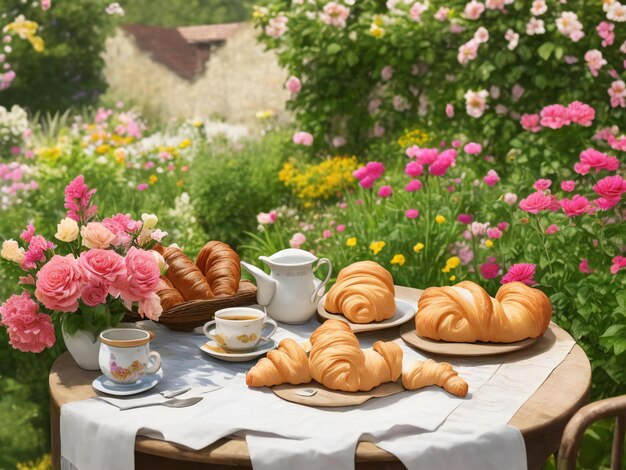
[240,249,332,324]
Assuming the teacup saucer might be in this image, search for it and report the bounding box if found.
[92,368,163,396]
[200,333,278,362]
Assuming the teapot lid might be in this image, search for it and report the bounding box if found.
[261,248,318,266]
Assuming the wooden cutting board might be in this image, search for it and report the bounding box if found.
[272,380,405,407]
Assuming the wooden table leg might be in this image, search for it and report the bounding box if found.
[51,396,61,470]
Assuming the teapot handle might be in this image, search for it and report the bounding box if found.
[311,258,333,303]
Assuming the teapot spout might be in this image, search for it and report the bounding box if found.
[240,261,276,306]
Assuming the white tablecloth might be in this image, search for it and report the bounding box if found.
[60,313,575,470]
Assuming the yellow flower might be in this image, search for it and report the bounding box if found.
[369,23,385,38]
[256,110,275,120]
[442,256,461,273]
[391,254,406,266]
[149,175,158,185]
[397,128,429,148]
[178,139,191,149]
[373,15,384,26]
[55,218,79,243]
[114,148,127,164]
[193,119,203,127]
[369,241,385,255]
[485,240,494,248]
[176,180,184,187]
[37,146,62,161]
[346,237,357,247]
[413,242,425,253]
[1,240,25,264]
[95,144,110,154]
[435,215,446,224]
[449,275,456,281]
[29,35,44,52]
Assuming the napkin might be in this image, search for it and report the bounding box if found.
[97,385,221,410]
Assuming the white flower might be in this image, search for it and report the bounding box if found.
[151,251,168,275]
[55,217,79,242]
[141,213,158,230]
[474,26,489,43]
[526,17,545,35]
[505,29,519,49]
[530,0,548,15]
[464,89,489,118]
[607,1,626,21]
[150,229,168,243]
[1,239,25,264]
[105,2,124,15]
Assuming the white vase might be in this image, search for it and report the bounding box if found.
[62,327,101,370]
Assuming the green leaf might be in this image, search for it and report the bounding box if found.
[538,42,555,61]
[346,51,359,66]
[326,43,342,55]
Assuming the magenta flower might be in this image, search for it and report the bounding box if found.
[594,197,620,210]
[405,179,422,192]
[487,228,502,239]
[501,263,537,285]
[378,185,392,198]
[20,223,35,243]
[483,169,500,186]
[560,195,592,217]
[533,179,552,191]
[497,222,509,231]
[464,142,482,154]
[519,191,552,214]
[610,256,626,274]
[405,161,424,177]
[540,104,571,129]
[293,131,314,146]
[593,175,626,200]
[457,213,473,224]
[137,183,149,191]
[480,261,500,279]
[359,176,375,189]
[64,175,97,222]
[445,103,455,118]
[579,148,619,173]
[406,209,419,219]
[0,292,55,353]
[22,235,55,270]
[579,259,592,274]
[561,180,576,192]
[545,224,559,234]
[415,148,439,165]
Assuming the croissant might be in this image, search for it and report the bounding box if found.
[415,281,552,343]
[325,261,396,323]
[195,241,240,297]
[162,247,213,300]
[309,320,402,392]
[156,278,185,310]
[246,339,311,387]
[402,359,468,397]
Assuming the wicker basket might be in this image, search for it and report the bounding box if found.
[153,280,258,332]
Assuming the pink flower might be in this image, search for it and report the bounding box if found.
[608,80,626,108]
[483,169,500,186]
[458,39,479,65]
[35,255,85,312]
[445,103,455,118]
[579,259,592,274]
[336,224,346,232]
[138,293,162,321]
[594,197,620,210]
[464,142,482,154]
[120,248,160,302]
[597,21,615,47]
[471,222,490,236]
[480,261,500,279]
[546,224,559,234]
[137,183,149,191]
[561,180,576,192]
[41,0,52,10]
[80,222,116,249]
[285,76,301,93]
[410,1,429,21]
[265,15,288,37]
[64,175,97,222]
[81,282,109,307]
[610,255,626,274]
[332,136,346,147]
[289,232,306,249]
[568,101,595,126]
[593,175,626,200]
[323,229,332,238]
[406,209,419,219]
[584,50,607,77]
[78,249,126,295]
[503,192,517,205]
[457,213,473,224]
[519,191,552,213]
[22,235,55,270]
[533,179,552,191]
[501,263,537,285]
[378,185,392,198]
[540,104,571,129]
[464,89,489,118]
[452,140,461,148]
[20,223,35,243]
[381,66,394,81]
[579,148,619,173]
[368,98,382,114]
[487,228,502,239]
[415,148,439,165]
[405,161,424,177]
[293,131,314,146]
[560,195,592,217]
[101,213,141,247]
[498,222,510,232]
[320,2,350,27]
[0,292,55,353]
[463,0,485,20]
[359,176,375,189]
[257,211,277,224]
[405,180,422,192]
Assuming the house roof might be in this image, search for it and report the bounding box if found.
[178,23,242,44]
[121,22,243,81]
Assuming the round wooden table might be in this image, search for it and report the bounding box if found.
[50,286,591,470]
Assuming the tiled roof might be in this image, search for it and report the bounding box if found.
[178,23,242,44]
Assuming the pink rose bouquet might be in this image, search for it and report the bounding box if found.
[0,175,168,353]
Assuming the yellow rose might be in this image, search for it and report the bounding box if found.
[1,240,25,264]
[55,217,79,243]
[141,213,158,230]
[81,222,116,249]
[346,237,357,247]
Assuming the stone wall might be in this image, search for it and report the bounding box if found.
[102,24,290,126]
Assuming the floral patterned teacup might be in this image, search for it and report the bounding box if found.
[203,307,278,351]
[99,328,161,384]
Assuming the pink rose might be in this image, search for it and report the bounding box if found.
[81,282,109,307]
[289,232,306,249]
[520,113,541,132]
[78,249,126,295]
[81,222,116,249]
[533,179,552,191]
[568,101,595,127]
[0,291,55,352]
[405,179,422,192]
[560,195,592,217]
[610,255,626,274]
[378,185,393,198]
[464,142,482,154]
[405,161,424,177]
[503,192,517,205]
[546,224,559,234]
[35,255,85,312]
[501,263,537,285]
[540,104,571,129]
[138,293,163,321]
[593,175,626,200]
[415,148,439,165]
[336,224,346,232]
[594,197,620,210]
[519,191,552,214]
[120,247,160,302]
[579,259,592,274]
[561,180,576,192]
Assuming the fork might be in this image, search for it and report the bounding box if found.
[122,396,203,411]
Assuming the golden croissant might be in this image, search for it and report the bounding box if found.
[309,320,402,392]
[325,261,396,323]
[415,281,552,343]
[402,359,468,397]
[162,247,214,300]
[246,339,311,387]
[195,241,240,297]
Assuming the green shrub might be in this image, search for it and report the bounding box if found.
[191,131,292,248]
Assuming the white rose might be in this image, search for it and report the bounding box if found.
[1,239,25,264]
[142,213,158,230]
[55,217,79,242]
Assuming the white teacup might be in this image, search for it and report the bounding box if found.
[99,328,161,384]
[203,307,278,351]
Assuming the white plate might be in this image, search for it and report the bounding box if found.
[317,296,417,333]
[200,331,278,362]
[92,368,163,396]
